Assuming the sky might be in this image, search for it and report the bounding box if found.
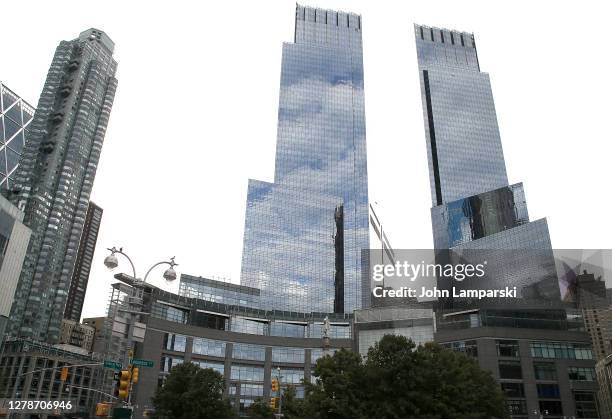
[2,0,611,319]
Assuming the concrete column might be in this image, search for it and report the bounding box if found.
[556,358,574,416]
[36,358,47,398]
[8,357,19,398]
[16,357,30,419]
[68,365,78,404]
[234,379,241,416]
[519,341,538,415]
[10,355,25,398]
[48,359,59,400]
[46,359,59,400]
[184,336,193,363]
[304,349,312,383]
[223,343,233,397]
[78,366,88,409]
[263,347,272,399]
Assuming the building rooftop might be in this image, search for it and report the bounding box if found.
[78,28,115,52]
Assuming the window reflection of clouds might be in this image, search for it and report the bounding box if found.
[426,70,508,204]
[240,6,369,313]
[434,183,529,249]
[416,25,507,206]
[416,24,562,306]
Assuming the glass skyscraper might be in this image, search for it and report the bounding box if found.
[240,5,369,314]
[7,29,117,343]
[415,24,558,262]
[415,25,598,418]
[415,24,562,305]
[0,82,35,190]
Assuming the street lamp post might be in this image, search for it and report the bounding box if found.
[104,247,178,284]
[103,247,179,409]
[104,246,178,350]
[104,246,178,339]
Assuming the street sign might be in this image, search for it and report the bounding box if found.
[131,359,154,368]
[104,360,122,370]
[112,407,133,419]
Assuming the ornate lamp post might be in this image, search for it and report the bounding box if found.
[102,246,179,407]
[104,246,178,284]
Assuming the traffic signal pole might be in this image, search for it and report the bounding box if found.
[271,368,283,418]
[18,362,104,377]
[68,385,118,400]
[103,249,178,419]
[277,372,283,419]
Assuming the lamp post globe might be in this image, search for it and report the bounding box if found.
[163,267,177,282]
[104,253,119,270]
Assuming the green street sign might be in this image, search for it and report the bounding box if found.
[112,407,133,419]
[131,359,154,368]
[104,360,122,370]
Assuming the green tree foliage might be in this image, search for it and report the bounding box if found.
[280,385,303,419]
[151,362,236,419]
[248,384,303,419]
[302,335,508,419]
[302,350,370,419]
[365,336,508,418]
[154,337,506,418]
[247,398,274,419]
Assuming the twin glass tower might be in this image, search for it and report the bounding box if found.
[240,5,369,314]
[415,24,560,302]
[240,6,561,314]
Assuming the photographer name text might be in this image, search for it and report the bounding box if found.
[372,286,518,299]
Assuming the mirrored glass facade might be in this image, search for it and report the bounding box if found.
[415,24,559,263]
[431,183,529,249]
[240,5,369,313]
[179,274,261,308]
[121,270,353,417]
[415,26,507,206]
[415,25,597,418]
[0,82,34,191]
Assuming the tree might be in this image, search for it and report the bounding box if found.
[248,384,303,419]
[280,385,303,419]
[151,362,236,419]
[247,398,274,419]
[365,336,508,418]
[303,336,508,419]
[302,349,370,419]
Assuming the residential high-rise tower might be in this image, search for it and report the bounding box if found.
[240,5,369,313]
[64,201,103,322]
[7,29,117,343]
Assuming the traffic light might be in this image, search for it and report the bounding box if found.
[60,367,68,382]
[271,378,279,392]
[116,369,131,400]
[95,402,110,416]
[131,367,139,384]
[269,397,278,410]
